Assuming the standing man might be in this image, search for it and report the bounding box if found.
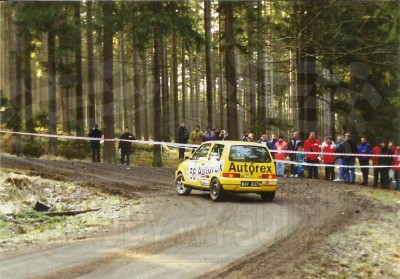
[242,131,249,141]
[202,127,216,142]
[372,141,382,187]
[257,134,268,146]
[378,140,394,189]
[287,132,301,177]
[322,136,336,181]
[190,125,203,153]
[177,122,189,159]
[342,133,358,184]
[358,136,372,186]
[88,124,102,163]
[334,134,345,182]
[304,131,321,179]
[118,127,136,169]
[267,133,278,159]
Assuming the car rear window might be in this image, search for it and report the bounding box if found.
[229,145,272,163]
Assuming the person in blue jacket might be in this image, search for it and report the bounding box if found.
[358,136,372,186]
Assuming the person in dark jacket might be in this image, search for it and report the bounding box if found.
[118,127,136,169]
[342,133,358,184]
[88,124,102,163]
[357,136,372,186]
[379,140,394,189]
[287,132,301,177]
[177,122,189,159]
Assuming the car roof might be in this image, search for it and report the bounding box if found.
[202,140,265,147]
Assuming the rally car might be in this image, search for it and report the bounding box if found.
[174,141,277,202]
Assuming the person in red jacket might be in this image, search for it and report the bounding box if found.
[372,142,381,187]
[304,131,321,179]
[393,145,400,190]
[274,136,288,177]
[322,136,336,180]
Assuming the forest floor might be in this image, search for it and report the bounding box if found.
[0,154,399,278]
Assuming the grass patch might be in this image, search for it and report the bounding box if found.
[0,171,143,251]
[294,188,400,278]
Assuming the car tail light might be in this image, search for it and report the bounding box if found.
[223,173,240,178]
[262,174,276,179]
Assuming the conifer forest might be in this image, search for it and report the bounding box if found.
[0,1,399,163]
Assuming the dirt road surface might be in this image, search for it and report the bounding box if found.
[0,155,361,278]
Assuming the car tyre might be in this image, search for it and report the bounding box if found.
[210,179,225,202]
[175,173,192,196]
[260,192,275,202]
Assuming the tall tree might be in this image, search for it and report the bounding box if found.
[102,2,116,162]
[204,0,214,128]
[152,3,163,167]
[86,1,96,129]
[74,2,84,137]
[223,2,238,140]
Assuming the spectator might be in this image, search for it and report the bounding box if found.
[217,130,229,140]
[321,135,336,152]
[190,125,203,145]
[295,143,306,177]
[334,134,345,182]
[267,133,278,159]
[393,145,400,190]
[88,124,102,163]
[322,136,336,180]
[372,141,382,188]
[257,134,268,146]
[342,133,358,184]
[275,136,288,177]
[214,127,221,139]
[287,132,301,178]
[378,140,394,189]
[118,127,136,169]
[177,122,189,159]
[203,126,216,142]
[388,141,397,183]
[247,133,255,142]
[242,131,249,141]
[357,136,372,186]
[304,131,321,179]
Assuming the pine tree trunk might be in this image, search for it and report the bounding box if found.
[102,2,116,163]
[133,47,141,138]
[13,4,23,132]
[153,20,162,167]
[86,1,96,130]
[172,35,179,141]
[48,31,57,155]
[204,0,214,128]
[74,3,84,137]
[161,34,170,142]
[224,3,238,140]
[23,32,34,132]
[181,40,187,123]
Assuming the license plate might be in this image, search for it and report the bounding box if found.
[241,181,262,187]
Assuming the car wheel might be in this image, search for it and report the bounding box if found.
[260,192,275,202]
[210,179,225,202]
[175,173,192,196]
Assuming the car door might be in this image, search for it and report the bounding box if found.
[187,143,212,187]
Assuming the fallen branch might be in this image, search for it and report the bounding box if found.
[43,208,101,217]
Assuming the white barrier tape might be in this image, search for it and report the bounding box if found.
[0,130,199,150]
[274,159,397,169]
[270,149,395,158]
[1,130,398,159]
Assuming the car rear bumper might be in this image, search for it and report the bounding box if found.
[219,178,278,192]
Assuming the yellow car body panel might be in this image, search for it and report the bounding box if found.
[175,141,277,196]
